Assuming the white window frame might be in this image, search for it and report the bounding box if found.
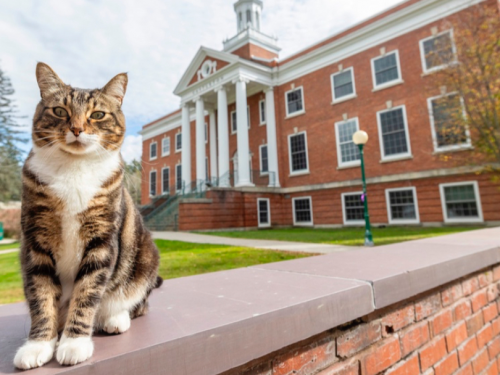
[331,67,357,103]
[175,133,182,153]
[149,170,157,197]
[419,29,457,74]
[175,164,182,192]
[439,181,483,224]
[230,106,251,135]
[161,137,170,157]
[335,117,361,169]
[341,191,365,226]
[288,131,310,176]
[376,105,412,162]
[292,196,313,226]
[427,92,471,153]
[385,187,420,225]
[259,144,269,175]
[257,198,271,228]
[161,167,170,195]
[149,141,157,161]
[259,99,266,125]
[371,50,403,91]
[285,86,305,118]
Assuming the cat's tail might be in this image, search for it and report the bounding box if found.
[154,276,163,289]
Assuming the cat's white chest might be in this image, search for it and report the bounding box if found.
[28,147,121,304]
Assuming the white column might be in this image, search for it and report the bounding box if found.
[216,86,230,187]
[234,77,253,187]
[265,87,280,187]
[181,104,191,191]
[209,109,217,182]
[195,97,206,187]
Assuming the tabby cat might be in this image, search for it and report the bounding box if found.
[14,63,161,370]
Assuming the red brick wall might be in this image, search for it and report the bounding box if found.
[231,43,278,62]
[223,265,500,375]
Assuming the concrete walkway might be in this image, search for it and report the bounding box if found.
[0,238,17,245]
[0,248,18,255]
[152,231,361,254]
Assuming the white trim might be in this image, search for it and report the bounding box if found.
[427,92,471,153]
[341,191,365,226]
[370,50,403,90]
[149,170,157,197]
[175,163,182,192]
[335,117,361,169]
[259,99,266,125]
[257,198,271,228]
[259,144,269,175]
[175,133,182,153]
[292,196,314,226]
[376,105,412,162]
[419,29,457,74]
[385,186,420,224]
[285,86,305,117]
[161,167,170,195]
[149,141,158,161]
[230,106,250,135]
[439,181,483,223]
[288,131,310,176]
[331,67,357,103]
[161,137,170,157]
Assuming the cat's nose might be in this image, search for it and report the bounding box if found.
[71,127,84,137]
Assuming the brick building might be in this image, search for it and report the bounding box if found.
[140,0,500,231]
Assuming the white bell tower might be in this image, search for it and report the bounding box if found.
[234,0,263,32]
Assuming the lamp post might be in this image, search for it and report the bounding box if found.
[352,130,374,247]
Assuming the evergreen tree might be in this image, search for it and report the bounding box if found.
[124,159,142,205]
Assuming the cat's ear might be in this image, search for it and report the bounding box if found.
[102,73,128,106]
[36,62,65,100]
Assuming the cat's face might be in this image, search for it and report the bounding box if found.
[33,63,128,156]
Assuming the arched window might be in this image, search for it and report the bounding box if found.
[238,12,242,30]
[255,11,260,30]
[246,10,252,26]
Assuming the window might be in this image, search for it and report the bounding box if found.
[149,171,157,197]
[385,187,419,224]
[246,9,251,24]
[428,94,469,151]
[377,106,412,161]
[162,167,170,195]
[420,30,455,73]
[285,87,305,117]
[331,68,356,102]
[175,164,182,191]
[204,123,208,143]
[342,192,365,225]
[292,197,313,226]
[205,157,209,181]
[150,142,157,160]
[335,118,360,168]
[175,133,182,152]
[440,182,483,223]
[371,51,402,88]
[257,198,271,227]
[288,132,309,174]
[259,145,269,174]
[230,106,250,134]
[259,100,266,124]
[162,137,170,157]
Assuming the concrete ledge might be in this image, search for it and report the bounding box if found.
[1,227,500,375]
[179,198,213,204]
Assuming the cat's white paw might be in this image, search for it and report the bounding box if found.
[13,337,57,370]
[103,310,130,334]
[56,334,94,366]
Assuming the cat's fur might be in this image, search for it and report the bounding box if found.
[14,63,161,370]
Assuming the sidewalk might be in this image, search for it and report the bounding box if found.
[151,231,361,254]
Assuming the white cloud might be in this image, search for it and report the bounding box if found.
[121,135,143,163]
[1,0,403,144]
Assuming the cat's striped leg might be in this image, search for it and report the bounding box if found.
[14,244,61,370]
[56,242,113,366]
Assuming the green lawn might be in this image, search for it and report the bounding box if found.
[199,226,485,247]
[0,240,311,305]
[0,242,19,251]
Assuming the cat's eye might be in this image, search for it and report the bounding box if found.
[90,111,105,120]
[54,107,68,117]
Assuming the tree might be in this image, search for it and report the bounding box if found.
[0,64,25,202]
[124,159,142,205]
[427,3,500,172]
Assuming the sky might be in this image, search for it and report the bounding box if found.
[1,0,403,162]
